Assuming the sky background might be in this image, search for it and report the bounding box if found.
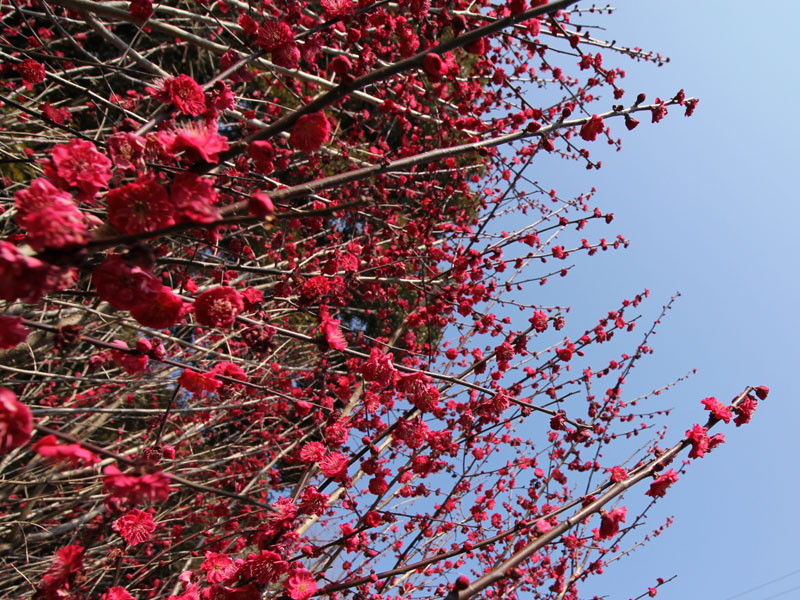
[503,2,800,599]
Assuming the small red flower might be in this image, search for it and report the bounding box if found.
[422,53,446,81]
[646,469,678,498]
[398,25,419,57]
[495,341,515,362]
[556,344,573,361]
[220,49,254,83]
[318,305,346,350]
[178,369,222,395]
[166,74,206,117]
[92,255,164,311]
[529,310,548,332]
[286,568,317,600]
[205,80,235,112]
[201,552,238,584]
[129,287,184,329]
[268,497,298,525]
[320,0,353,17]
[290,112,331,153]
[242,551,288,584]
[339,251,359,271]
[102,587,135,600]
[106,178,175,235]
[534,519,552,534]
[171,173,220,224]
[455,576,470,590]
[0,241,70,303]
[129,0,153,20]
[319,451,349,479]
[272,42,301,69]
[194,286,245,329]
[17,58,45,86]
[598,506,626,539]
[606,465,627,482]
[685,423,710,459]
[40,545,84,598]
[40,102,71,124]
[249,140,274,166]
[734,394,758,427]
[754,385,769,400]
[579,114,605,141]
[50,138,113,197]
[168,122,229,164]
[301,275,330,302]
[107,132,146,171]
[700,396,731,424]
[549,411,566,431]
[362,348,396,388]
[211,361,247,383]
[299,441,326,463]
[324,421,349,447]
[465,38,487,56]
[0,315,30,349]
[328,56,352,78]
[33,434,99,465]
[15,178,72,221]
[17,199,88,251]
[684,98,699,117]
[110,340,149,376]
[0,388,33,455]
[707,433,725,453]
[369,475,388,495]
[650,100,668,123]
[248,192,275,217]
[103,465,171,505]
[299,485,329,515]
[238,13,258,36]
[399,372,440,411]
[112,509,156,546]
[257,21,294,52]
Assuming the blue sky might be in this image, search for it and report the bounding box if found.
[504,2,800,598]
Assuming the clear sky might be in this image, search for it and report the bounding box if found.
[509,2,800,599]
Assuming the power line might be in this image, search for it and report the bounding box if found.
[723,567,800,600]
[759,582,800,600]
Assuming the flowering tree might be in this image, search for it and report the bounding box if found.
[0,0,766,599]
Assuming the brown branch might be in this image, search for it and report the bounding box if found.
[446,387,757,600]
[67,100,683,258]
[33,424,274,510]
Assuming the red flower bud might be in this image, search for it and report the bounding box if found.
[248,192,275,217]
[624,114,640,130]
[0,388,33,455]
[422,53,445,80]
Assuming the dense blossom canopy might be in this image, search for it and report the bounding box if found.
[0,0,765,599]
